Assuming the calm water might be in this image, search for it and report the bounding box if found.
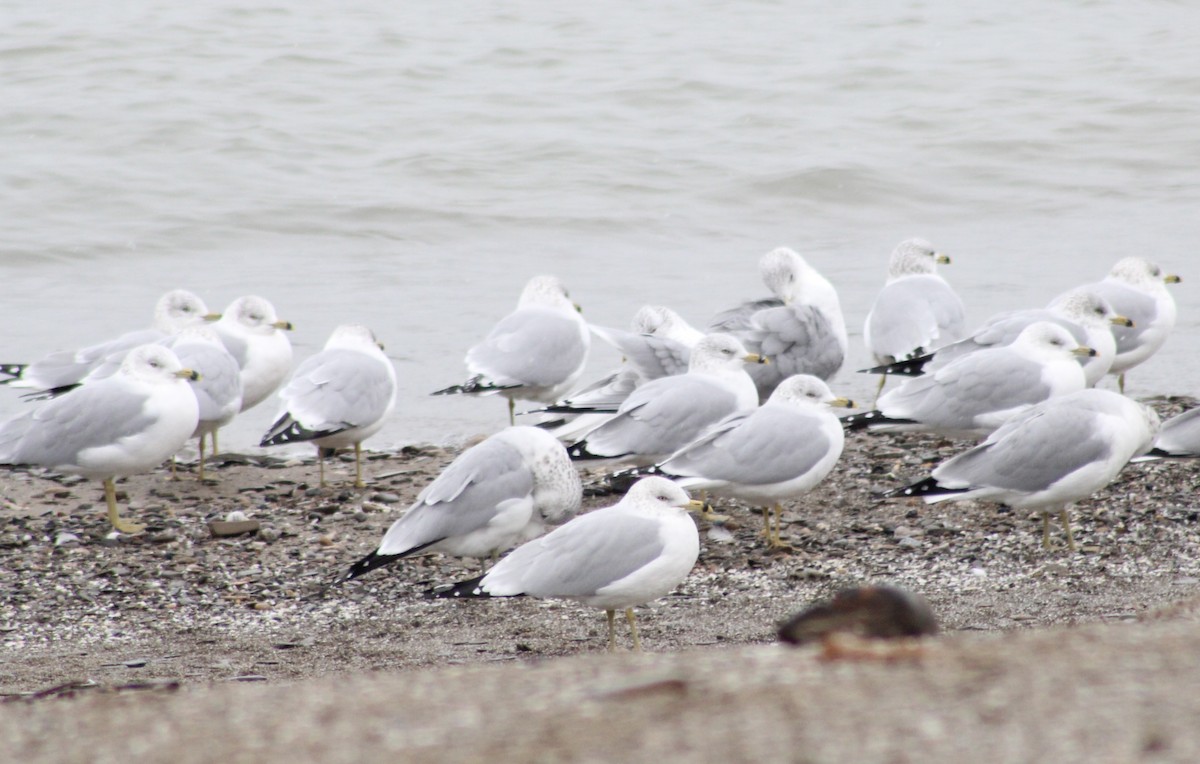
[2,2,1198,450]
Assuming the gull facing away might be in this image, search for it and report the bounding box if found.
[844,322,1093,438]
[1055,257,1181,393]
[566,334,765,465]
[0,345,200,533]
[431,476,703,652]
[863,239,966,402]
[861,290,1132,389]
[0,289,218,391]
[345,426,581,581]
[631,375,852,549]
[708,247,847,400]
[260,325,396,488]
[212,295,295,416]
[433,275,590,426]
[882,389,1160,550]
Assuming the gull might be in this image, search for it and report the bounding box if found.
[862,290,1131,388]
[631,375,852,549]
[212,295,295,416]
[431,476,703,652]
[566,334,765,465]
[0,289,217,391]
[345,426,581,580]
[844,322,1094,438]
[161,326,243,480]
[863,238,966,402]
[709,247,847,400]
[433,275,590,425]
[881,389,1160,550]
[1055,257,1181,392]
[260,324,396,488]
[1138,407,1200,460]
[0,345,200,533]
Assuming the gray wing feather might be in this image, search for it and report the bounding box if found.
[881,351,1051,429]
[281,350,393,429]
[584,376,738,457]
[1155,407,1200,455]
[867,276,965,361]
[742,305,844,392]
[707,298,784,334]
[168,341,242,421]
[467,308,586,387]
[21,329,163,389]
[591,326,691,379]
[1089,282,1158,354]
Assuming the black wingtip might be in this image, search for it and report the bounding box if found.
[19,384,80,401]
[260,415,341,447]
[858,353,933,377]
[841,410,915,431]
[431,376,519,397]
[424,573,490,600]
[345,550,402,582]
[567,440,606,462]
[878,476,966,501]
[0,364,27,384]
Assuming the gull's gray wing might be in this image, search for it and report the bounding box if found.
[378,439,534,555]
[663,405,835,486]
[0,380,155,469]
[19,329,163,389]
[931,310,1087,369]
[1089,281,1158,354]
[487,508,665,598]
[280,349,393,431]
[467,307,586,388]
[933,405,1112,493]
[581,376,739,457]
[166,340,242,422]
[591,325,691,379]
[1154,407,1200,456]
[742,305,844,394]
[707,298,784,335]
[867,276,965,362]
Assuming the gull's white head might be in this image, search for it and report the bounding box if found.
[1049,290,1131,331]
[154,289,217,333]
[325,324,385,353]
[1013,321,1091,360]
[623,476,696,513]
[888,238,949,278]
[120,344,197,384]
[768,374,853,409]
[688,334,764,373]
[220,296,293,336]
[1108,257,1181,291]
[518,275,579,313]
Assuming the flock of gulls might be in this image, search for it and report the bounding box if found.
[0,242,1190,650]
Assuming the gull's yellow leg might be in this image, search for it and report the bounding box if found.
[170,455,179,481]
[211,430,220,455]
[626,608,642,652]
[761,506,771,539]
[354,442,364,488]
[104,478,144,534]
[1118,373,1126,395]
[1041,511,1052,549]
[606,609,617,652]
[1060,508,1076,551]
[197,433,207,482]
[873,373,887,407]
[508,397,516,426]
[318,447,327,488]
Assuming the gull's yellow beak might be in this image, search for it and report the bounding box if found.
[1165,274,1182,284]
[574,302,583,314]
[1110,315,1134,328]
[685,500,707,513]
[936,253,951,265]
[1071,346,1098,358]
[177,368,201,381]
[745,353,769,365]
[273,320,294,331]
[827,396,855,408]
[202,312,222,322]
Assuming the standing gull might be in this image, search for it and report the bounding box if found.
[631,375,852,549]
[162,326,243,480]
[862,290,1131,389]
[0,345,200,533]
[260,324,396,488]
[845,322,1093,438]
[433,275,590,425]
[709,247,847,400]
[432,476,703,652]
[863,239,966,402]
[1055,257,1181,393]
[346,426,581,580]
[0,289,217,391]
[566,334,765,465]
[882,389,1160,550]
[212,295,295,414]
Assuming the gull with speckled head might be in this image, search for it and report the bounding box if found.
[346,426,581,581]
[863,238,965,402]
[0,344,200,533]
[0,289,218,391]
[708,247,847,400]
[433,275,590,425]
[882,388,1160,550]
[260,324,396,488]
[845,322,1093,438]
[566,334,765,465]
[863,289,1132,389]
[1055,257,1180,393]
[629,375,852,549]
[432,476,703,652]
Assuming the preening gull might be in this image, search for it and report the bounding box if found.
[260,324,396,488]
[882,388,1160,549]
[431,476,703,652]
[0,289,217,391]
[0,345,200,533]
[566,334,765,465]
[709,247,847,400]
[346,426,580,580]
[433,275,590,425]
[845,322,1093,437]
[863,239,965,401]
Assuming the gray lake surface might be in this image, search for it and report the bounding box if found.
[2,2,1197,451]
